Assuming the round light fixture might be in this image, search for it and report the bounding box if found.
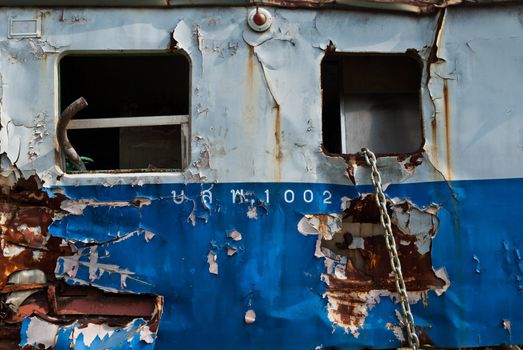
[247,7,272,32]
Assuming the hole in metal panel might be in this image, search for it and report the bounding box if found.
[322,54,422,155]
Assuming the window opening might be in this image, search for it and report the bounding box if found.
[59,54,190,173]
[322,54,422,155]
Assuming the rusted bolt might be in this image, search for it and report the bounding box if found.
[247,8,272,33]
[253,11,266,26]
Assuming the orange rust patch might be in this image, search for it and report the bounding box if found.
[431,116,438,160]
[327,196,444,293]
[312,195,447,338]
[0,176,71,290]
[0,174,163,346]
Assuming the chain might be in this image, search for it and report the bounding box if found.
[360,148,420,350]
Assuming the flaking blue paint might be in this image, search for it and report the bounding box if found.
[47,178,523,348]
[19,317,31,346]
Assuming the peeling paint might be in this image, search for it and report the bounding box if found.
[244,309,256,324]
[299,195,448,338]
[20,317,157,349]
[228,230,242,241]
[226,244,238,256]
[504,319,511,335]
[207,250,219,275]
[22,316,59,349]
[0,164,163,348]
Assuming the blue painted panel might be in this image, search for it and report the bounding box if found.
[49,178,523,348]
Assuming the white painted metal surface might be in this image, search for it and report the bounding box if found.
[0,7,520,187]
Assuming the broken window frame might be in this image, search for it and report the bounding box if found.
[56,50,191,174]
[321,52,424,156]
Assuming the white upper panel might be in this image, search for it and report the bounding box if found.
[0,7,520,186]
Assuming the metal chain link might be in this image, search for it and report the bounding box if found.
[360,148,420,350]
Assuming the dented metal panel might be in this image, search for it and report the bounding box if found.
[0,4,522,349]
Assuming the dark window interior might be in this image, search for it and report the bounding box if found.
[59,54,189,172]
[322,54,422,155]
[321,56,342,154]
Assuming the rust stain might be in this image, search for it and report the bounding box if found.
[274,106,282,181]
[0,176,71,290]
[326,290,368,332]
[417,326,435,346]
[403,152,424,173]
[430,115,438,161]
[261,0,437,13]
[260,0,517,15]
[246,46,282,181]
[48,284,160,317]
[316,215,332,235]
[443,79,452,179]
[243,46,256,130]
[245,45,282,181]
[246,46,255,90]
[0,325,20,349]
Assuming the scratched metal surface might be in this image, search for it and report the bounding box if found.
[0,5,522,349]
